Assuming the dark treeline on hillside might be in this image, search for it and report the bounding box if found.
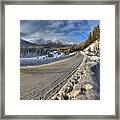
[69,25,100,52]
[79,25,100,50]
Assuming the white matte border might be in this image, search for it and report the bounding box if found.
[5,5,115,115]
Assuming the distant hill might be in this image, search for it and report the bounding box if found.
[20,38,39,48]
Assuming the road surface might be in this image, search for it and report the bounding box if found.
[20,52,84,100]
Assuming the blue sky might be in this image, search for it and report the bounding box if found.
[20,20,100,44]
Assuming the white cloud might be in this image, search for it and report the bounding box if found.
[48,21,63,28]
[61,24,74,31]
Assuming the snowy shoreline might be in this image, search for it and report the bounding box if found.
[20,52,77,66]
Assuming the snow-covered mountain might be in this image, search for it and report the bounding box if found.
[35,38,47,45]
[20,38,37,47]
[20,32,75,45]
[20,36,74,46]
[54,40,64,45]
